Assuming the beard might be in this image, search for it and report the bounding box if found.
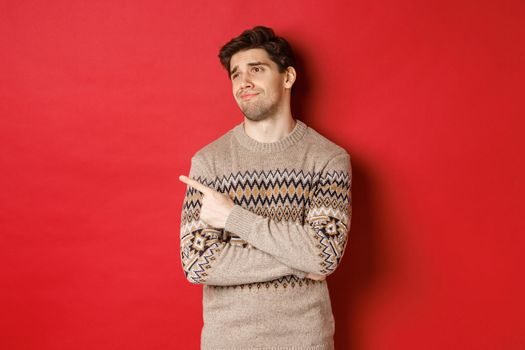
[238,95,280,121]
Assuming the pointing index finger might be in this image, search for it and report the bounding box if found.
[179,175,213,195]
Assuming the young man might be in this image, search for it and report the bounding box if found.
[179,26,352,350]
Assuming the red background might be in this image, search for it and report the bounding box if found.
[1,0,524,349]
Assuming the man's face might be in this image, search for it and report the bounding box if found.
[229,48,289,121]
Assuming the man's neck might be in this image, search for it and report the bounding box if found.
[243,116,296,143]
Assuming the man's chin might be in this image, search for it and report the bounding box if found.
[243,114,268,122]
[240,108,267,122]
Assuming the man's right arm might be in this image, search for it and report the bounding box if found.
[179,155,307,286]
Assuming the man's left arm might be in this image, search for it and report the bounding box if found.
[224,151,352,276]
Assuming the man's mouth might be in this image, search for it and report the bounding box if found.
[240,92,259,100]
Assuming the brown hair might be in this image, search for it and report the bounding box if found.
[218,26,296,78]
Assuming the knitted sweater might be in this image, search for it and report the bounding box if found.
[180,119,352,350]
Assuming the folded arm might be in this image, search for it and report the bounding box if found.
[223,152,352,276]
[180,156,307,285]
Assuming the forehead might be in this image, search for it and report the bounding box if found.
[230,48,275,69]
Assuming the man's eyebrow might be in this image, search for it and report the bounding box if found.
[230,62,271,76]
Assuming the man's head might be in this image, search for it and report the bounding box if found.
[218,26,297,121]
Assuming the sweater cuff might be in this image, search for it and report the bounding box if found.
[224,205,259,240]
[294,270,308,279]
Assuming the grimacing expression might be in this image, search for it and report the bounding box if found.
[229,48,290,121]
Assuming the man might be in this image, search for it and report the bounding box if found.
[179,26,352,350]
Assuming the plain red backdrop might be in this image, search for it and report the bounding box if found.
[1,0,524,349]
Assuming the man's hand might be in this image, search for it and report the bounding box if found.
[179,175,235,229]
[306,273,326,281]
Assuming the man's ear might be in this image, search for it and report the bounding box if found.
[284,66,297,89]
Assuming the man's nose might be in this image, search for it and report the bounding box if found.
[239,75,253,88]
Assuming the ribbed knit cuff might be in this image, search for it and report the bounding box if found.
[294,270,308,279]
[224,205,259,241]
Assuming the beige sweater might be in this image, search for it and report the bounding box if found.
[180,119,352,350]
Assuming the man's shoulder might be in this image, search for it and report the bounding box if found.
[305,124,349,158]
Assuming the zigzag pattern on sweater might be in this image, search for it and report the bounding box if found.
[180,168,351,286]
[209,274,325,291]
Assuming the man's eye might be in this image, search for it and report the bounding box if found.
[252,67,262,72]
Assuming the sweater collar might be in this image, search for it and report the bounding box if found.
[232,119,307,153]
